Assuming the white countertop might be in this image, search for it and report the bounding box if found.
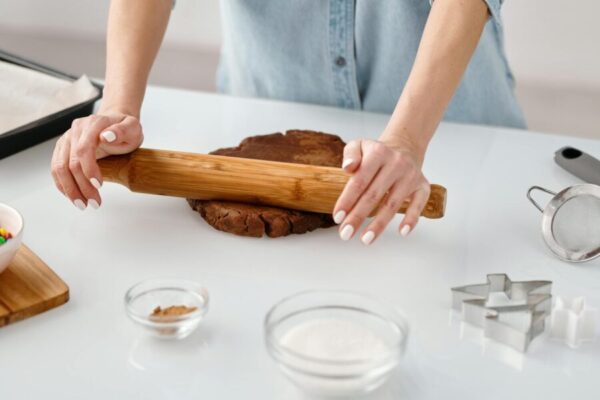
[1,86,599,399]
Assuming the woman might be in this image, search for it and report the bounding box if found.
[50,0,525,245]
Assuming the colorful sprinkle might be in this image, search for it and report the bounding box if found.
[0,226,13,245]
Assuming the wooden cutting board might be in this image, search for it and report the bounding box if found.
[0,244,69,327]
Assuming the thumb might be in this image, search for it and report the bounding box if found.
[98,116,144,156]
[342,139,362,172]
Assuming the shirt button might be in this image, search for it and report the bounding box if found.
[335,56,347,67]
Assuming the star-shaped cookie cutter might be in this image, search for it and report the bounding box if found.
[550,297,597,348]
[451,274,552,352]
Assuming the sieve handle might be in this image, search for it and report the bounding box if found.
[527,186,557,213]
[555,147,600,185]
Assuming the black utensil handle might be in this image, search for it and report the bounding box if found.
[555,147,600,185]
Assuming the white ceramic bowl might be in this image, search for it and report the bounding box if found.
[265,291,409,397]
[0,203,24,274]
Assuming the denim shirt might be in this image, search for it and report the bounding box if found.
[216,0,526,129]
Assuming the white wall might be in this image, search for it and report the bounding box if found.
[503,0,600,89]
[0,0,221,50]
[0,0,599,89]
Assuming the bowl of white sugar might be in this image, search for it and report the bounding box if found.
[264,290,408,397]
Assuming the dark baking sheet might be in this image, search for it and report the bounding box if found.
[0,50,103,160]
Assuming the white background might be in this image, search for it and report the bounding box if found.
[2,0,599,88]
[0,0,599,137]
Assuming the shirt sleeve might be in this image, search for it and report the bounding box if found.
[429,0,504,27]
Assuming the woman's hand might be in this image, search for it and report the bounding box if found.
[332,139,430,245]
[329,0,487,244]
[50,0,173,210]
[331,0,489,243]
[50,112,143,209]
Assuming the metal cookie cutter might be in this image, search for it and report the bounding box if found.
[451,274,552,352]
[527,184,600,263]
[550,297,598,348]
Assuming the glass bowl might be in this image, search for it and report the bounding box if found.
[125,278,209,339]
[264,290,409,397]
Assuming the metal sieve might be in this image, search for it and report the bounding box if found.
[527,184,600,263]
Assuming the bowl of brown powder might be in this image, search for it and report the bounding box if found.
[125,278,209,339]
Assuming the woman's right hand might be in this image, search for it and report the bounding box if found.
[50,112,144,209]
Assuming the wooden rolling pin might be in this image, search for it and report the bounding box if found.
[98,148,447,219]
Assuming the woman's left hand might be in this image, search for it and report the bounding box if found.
[332,138,431,245]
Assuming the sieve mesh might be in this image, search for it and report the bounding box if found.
[552,195,600,253]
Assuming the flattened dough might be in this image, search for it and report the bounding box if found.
[187,130,346,238]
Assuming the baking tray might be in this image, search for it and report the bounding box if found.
[0,50,103,160]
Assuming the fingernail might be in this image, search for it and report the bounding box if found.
[73,199,86,210]
[101,130,116,143]
[400,225,411,237]
[90,178,102,189]
[88,199,100,210]
[361,231,375,245]
[340,224,354,241]
[342,159,353,169]
[333,210,346,224]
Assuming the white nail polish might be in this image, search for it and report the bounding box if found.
[88,199,100,209]
[74,199,86,210]
[342,159,353,169]
[90,178,102,189]
[361,231,375,245]
[400,225,411,237]
[333,210,346,224]
[101,130,116,142]
[340,225,354,241]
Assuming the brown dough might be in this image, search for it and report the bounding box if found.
[187,130,346,238]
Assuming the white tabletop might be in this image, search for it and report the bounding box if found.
[1,86,599,399]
